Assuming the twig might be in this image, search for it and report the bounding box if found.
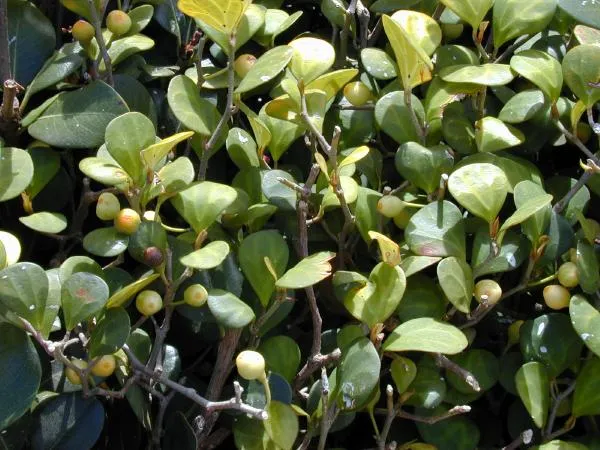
[87,0,113,86]
[152,386,177,447]
[377,385,396,450]
[200,34,237,180]
[434,353,481,392]
[587,107,599,135]
[545,380,576,438]
[0,79,19,121]
[356,1,370,50]
[502,429,533,450]
[194,33,207,89]
[494,35,532,63]
[374,405,471,424]
[404,88,426,144]
[553,170,593,214]
[472,29,490,62]
[318,367,331,450]
[338,0,358,67]
[554,119,600,165]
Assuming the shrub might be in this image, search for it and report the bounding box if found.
[1,0,599,448]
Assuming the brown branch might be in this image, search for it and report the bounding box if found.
[434,353,480,392]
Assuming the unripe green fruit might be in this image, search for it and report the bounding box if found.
[441,23,464,41]
[377,195,405,218]
[114,208,141,235]
[91,355,116,377]
[106,10,132,36]
[473,279,502,305]
[65,358,88,385]
[392,207,416,230]
[184,284,209,307]
[343,81,372,106]
[143,246,164,267]
[236,350,265,381]
[136,290,163,316]
[557,261,579,288]
[72,20,95,44]
[507,320,523,347]
[234,54,257,78]
[96,192,121,221]
[543,284,570,310]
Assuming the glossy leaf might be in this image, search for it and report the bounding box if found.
[395,142,454,194]
[499,89,547,123]
[570,295,600,358]
[19,212,67,234]
[61,272,109,330]
[390,356,417,394]
[493,0,557,48]
[89,307,130,358]
[83,227,129,258]
[562,45,600,108]
[389,10,442,56]
[572,356,600,417]
[510,51,563,102]
[177,0,249,34]
[375,91,425,145]
[476,116,525,153]
[440,64,515,86]
[447,349,499,394]
[439,0,494,30]
[361,48,397,80]
[498,193,553,245]
[106,273,161,308]
[558,0,600,28]
[226,127,259,169]
[288,37,335,84]
[141,131,194,170]
[0,147,34,202]
[383,317,468,354]
[180,241,230,270]
[0,262,48,330]
[264,401,299,450]
[207,289,255,328]
[276,251,335,289]
[437,257,473,313]
[259,336,301,383]
[515,361,550,429]
[235,45,293,94]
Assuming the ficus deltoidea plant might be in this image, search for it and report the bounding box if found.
[0,0,599,448]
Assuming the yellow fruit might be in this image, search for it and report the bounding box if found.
[184,284,209,307]
[441,23,464,41]
[557,261,579,288]
[377,195,405,218]
[236,350,265,381]
[473,279,502,305]
[106,10,132,36]
[507,320,524,347]
[543,284,570,310]
[65,358,88,385]
[136,290,163,316]
[343,81,372,106]
[114,208,141,235]
[234,54,257,78]
[90,355,117,377]
[72,20,95,44]
[392,207,416,230]
[96,192,121,221]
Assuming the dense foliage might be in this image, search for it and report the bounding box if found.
[1,0,600,448]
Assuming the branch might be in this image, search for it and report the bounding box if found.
[0,0,9,83]
[374,405,472,424]
[554,119,600,165]
[434,353,480,392]
[87,0,113,86]
[502,429,533,450]
[337,0,358,67]
[376,385,396,450]
[545,380,576,438]
[553,169,593,214]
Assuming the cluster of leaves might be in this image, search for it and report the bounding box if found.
[1,0,600,448]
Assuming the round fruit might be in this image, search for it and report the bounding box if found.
[576,122,592,145]
[72,20,95,44]
[392,207,416,230]
[377,195,405,218]
[343,81,372,106]
[184,284,209,307]
[441,23,464,41]
[106,10,132,36]
[65,358,88,385]
[143,246,164,267]
[136,290,163,316]
[557,261,579,288]
[543,284,570,310]
[236,350,265,381]
[114,208,141,235]
[473,279,502,305]
[91,355,117,377]
[234,54,257,78]
[507,320,523,347]
[96,192,121,221]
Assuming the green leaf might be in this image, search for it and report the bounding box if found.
[439,0,494,30]
[180,241,230,270]
[510,51,563,102]
[264,401,299,450]
[520,313,583,378]
[390,356,417,394]
[28,81,129,148]
[570,294,600,358]
[493,0,557,48]
[106,34,155,66]
[178,0,250,36]
[389,9,442,56]
[31,393,104,450]
[106,273,160,308]
[171,181,238,233]
[89,307,130,358]
[562,45,600,108]
[497,193,553,245]
[476,116,525,152]
[375,91,426,145]
[440,64,516,86]
[416,408,480,450]
[83,227,129,257]
[341,262,407,328]
[437,257,473,314]
[0,262,48,330]
[395,142,454,194]
[383,317,468,354]
[167,75,222,136]
[226,127,260,169]
[499,89,547,123]
[558,0,600,29]
[471,227,529,277]
[7,0,55,86]
[141,131,194,170]
[354,187,382,244]
[361,47,398,80]
[0,147,34,202]
[26,147,61,199]
[288,37,335,84]
[405,200,466,259]
[515,361,550,429]
[276,251,335,289]
[572,356,600,417]
[448,163,509,223]
[400,256,442,278]
[404,366,446,409]
[514,180,551,244]
[239,230,289,307]
[258,336,301,383]
[105,112,155,183]
[78,157,132,188]
[61,272,109,330]
[235,45,294,94]
[59,255,104,282]
[334,337,381,411]
[448,349,499,394]
[0,323,42,430]
[207,289,255,328]
[19,212,67,234]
